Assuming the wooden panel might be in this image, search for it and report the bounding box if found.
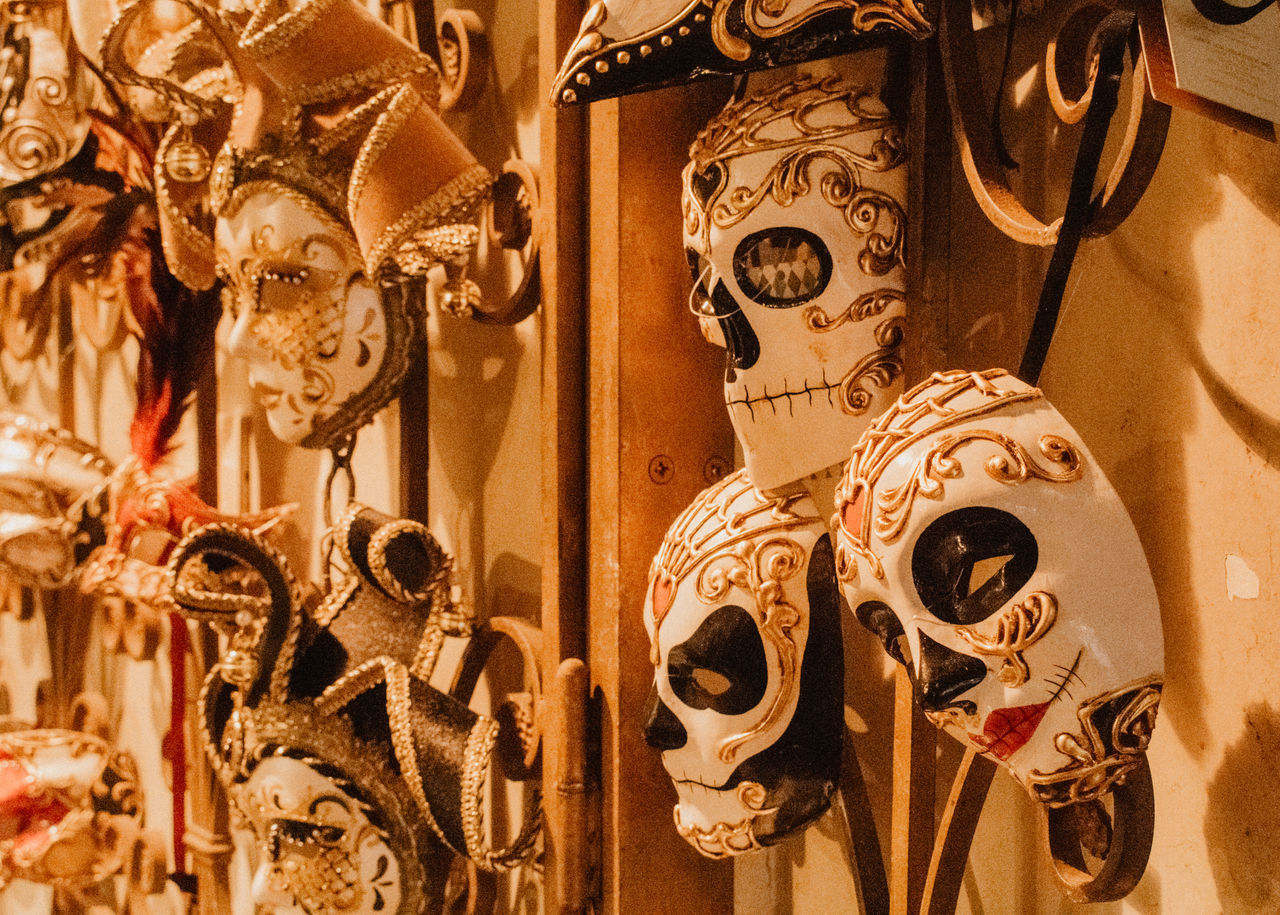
[586,82,737,914]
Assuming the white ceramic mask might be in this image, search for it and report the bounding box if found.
[217,187,394,448]
[642,469,843,857]
[551,0,931,104]
[684,75,908,492]
[240,756,402,915]
[834,369,1163,806]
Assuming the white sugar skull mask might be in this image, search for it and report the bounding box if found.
[642,470,843,857]
[684,75,908,492]
[834,370,1163,806]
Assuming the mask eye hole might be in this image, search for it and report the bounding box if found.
[666,604,767,715]
[966,554,1013,597]
[854,599,910,667]
[911,507,1038,626]
[691,667,732,696]
[731,226,833,308]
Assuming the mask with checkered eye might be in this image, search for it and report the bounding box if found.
[642,470,842,859]
[835,369,1165,809]
[682,72,909,492]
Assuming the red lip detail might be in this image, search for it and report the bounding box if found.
[973,702,1050,761]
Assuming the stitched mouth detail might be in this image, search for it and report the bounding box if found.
[725,372,836,420]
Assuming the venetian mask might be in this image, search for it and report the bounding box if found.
[241,755,401,915]
[642,469,843,858]
[551,0,931,104]
[0,728,143,889]
[166,503,537,912]
[683,75,908,492]
[216,185,405,448]
[0,413,111,589]
[834,369,1163,806]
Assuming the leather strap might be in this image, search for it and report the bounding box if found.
[1018,10,1134,385]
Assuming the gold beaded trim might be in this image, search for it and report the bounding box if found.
[362,165,492,278]
[155,125,216,291]
[240,0,346,59]
[346,84,419,236]
[289,54,441,109]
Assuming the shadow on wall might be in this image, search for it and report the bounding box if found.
[1204,702,1280,911]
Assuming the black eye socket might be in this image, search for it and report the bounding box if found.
[911,507,1038,626]
[854,600,909,666]
[731,227,833,308]
[666,605,767,715]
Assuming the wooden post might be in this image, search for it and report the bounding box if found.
[585,81,737,915]
[540,0,589,908]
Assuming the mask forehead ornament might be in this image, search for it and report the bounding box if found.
[684,75,908,491]
[551,0,932,104]
[834,369,1163,808]
[644,469,842,858]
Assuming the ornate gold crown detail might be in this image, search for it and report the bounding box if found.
[652,469,820,588]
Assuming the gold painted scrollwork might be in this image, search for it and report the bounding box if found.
[742,0,932,42]
[837,316,904,415]
[873,431,1084,544]
[696,535,805,764]
[957,590,1058,686]
[1028,676,1162,807]
[805,287,904,332]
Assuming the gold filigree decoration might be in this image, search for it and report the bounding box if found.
[835,370,1070,580]
[837,316,904,415]
[957,591,1057,686]
[672,780,776,859]
[684,75,906,271]
[697,537,805,764]
[649,469,817,649]
[805,287,904,332]
[1027,676,1162,807]
[874,431,1082,545]
[742,0,932,41]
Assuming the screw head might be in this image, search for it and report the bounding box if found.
[649,455,674,484]
[703,456,731,484]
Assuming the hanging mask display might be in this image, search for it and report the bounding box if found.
[102,0,493,451]
[550,0,931,104]
[834,369,1163,807]
[0,727,145,890]
[643,469,843,858]
[684,75,907,492]
[165,503,539,912]
[0,413,112,590]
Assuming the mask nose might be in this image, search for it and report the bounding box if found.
[710,281,759,379]
[642,684,688,751]
[914,630,987,714]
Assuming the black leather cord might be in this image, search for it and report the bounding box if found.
[1017,12,1134,386]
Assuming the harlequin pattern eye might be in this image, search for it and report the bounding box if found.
[732,227,833,307]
